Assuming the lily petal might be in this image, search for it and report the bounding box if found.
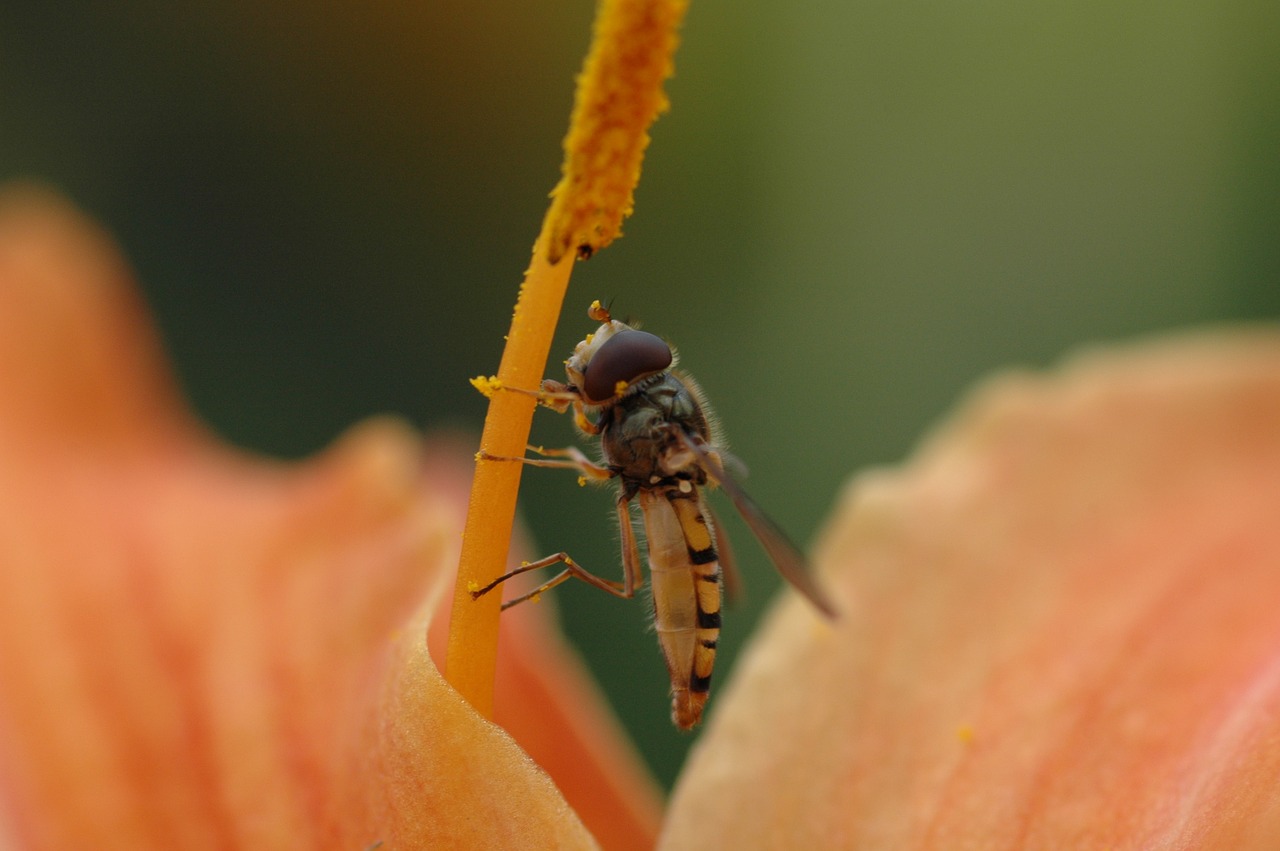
[663,329,1280,848]
[0,186,656,850]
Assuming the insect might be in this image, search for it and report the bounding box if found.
[473,300,837,729]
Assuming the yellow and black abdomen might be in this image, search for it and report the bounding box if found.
[638,488,721,730]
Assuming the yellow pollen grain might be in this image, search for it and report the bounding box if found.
[541,0,689,263]
[469,375,503,397]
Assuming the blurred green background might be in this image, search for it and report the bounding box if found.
[3,0,1276,789]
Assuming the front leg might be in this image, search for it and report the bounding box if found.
[470,374,603,435]
[469,375,580,413]
[540,380,600,435]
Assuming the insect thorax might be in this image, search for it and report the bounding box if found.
[598,373,711,496]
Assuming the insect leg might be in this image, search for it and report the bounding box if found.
[476,447,614,481]
[470,551,634,610]
[616,495,645,594]
[471,374,585,415]
[526,444,593,461]
[496,376,599,434]
[570,401,601,435]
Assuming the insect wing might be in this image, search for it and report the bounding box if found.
[675,429,839,619]
[708,506,746,606]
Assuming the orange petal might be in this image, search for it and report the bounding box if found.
[493,601,663,850]
[0,186,654,849]
[663,330,1280,848]
[426,451,664,851]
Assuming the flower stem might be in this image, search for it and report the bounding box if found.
[443,0,690,719]
[445,237,574,718]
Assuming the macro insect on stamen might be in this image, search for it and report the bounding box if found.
[474,300,837,730]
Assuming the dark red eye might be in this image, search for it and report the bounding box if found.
[582,330,673,403]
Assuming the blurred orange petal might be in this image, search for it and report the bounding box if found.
[0,186,657,850]
[663,329,1280,848]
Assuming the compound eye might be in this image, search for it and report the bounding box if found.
[582,330,672,403]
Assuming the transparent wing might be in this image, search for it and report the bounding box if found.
[708,506,746,606]
[674,429,839,619]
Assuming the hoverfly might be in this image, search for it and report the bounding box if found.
[473,301,837,729]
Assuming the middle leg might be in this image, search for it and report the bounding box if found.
[477,445,614,482]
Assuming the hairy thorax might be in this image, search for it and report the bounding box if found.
[597,373,711,497]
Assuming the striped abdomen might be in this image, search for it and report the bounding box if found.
[638,487,721,730]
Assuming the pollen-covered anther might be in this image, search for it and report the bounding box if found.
[540,0,689,262]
